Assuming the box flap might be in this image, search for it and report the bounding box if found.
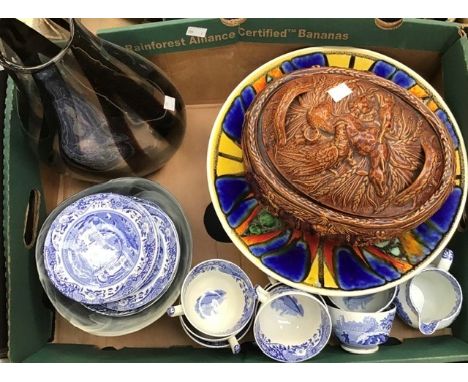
[442,37,468,342]
[442,36,468,141]
[0,70,7,358]
[3,79,53,362]
[97,18,461,57]
[22,336,468,363]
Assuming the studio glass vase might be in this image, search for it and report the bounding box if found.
[0,18,186,182]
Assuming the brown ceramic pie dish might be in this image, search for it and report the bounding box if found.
[242,66,456,244]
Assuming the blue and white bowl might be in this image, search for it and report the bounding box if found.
[328,287,397,313]
[85,199,180,315]
[254,286,332,363]
[328,304,396,354]
[262,283,327,307]
[167,259,256,338]
[43,192,158,305]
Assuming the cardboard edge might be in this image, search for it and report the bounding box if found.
[442,37,468,342]
[3,80,54,362]
[0,71,7,358]
[2,77,13,361]
[97,18,462,56]
[21,336,468,363]
[97,18,239,57]
[98,18,210,34]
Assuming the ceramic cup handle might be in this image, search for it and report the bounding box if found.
[256,285,271,304]
[228,336,241,355]
[437,248,454,272]
[167,304,184,317]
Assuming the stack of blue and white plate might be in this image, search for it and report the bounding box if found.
[42,192,181,317]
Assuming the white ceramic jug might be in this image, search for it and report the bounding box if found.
[394,249,462,335]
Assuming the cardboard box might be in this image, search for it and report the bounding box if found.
[3,18,468,362]
[0,71,7,358]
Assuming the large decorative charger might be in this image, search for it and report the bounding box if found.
[207,47,467,296]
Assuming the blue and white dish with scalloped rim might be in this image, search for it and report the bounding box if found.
[43,192,158,304]
[84,198,180,315]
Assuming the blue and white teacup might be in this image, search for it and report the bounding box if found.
[394,248,462,335]
[262,282,327,306]
[167,259,256,345]
[253,285,332,363]
[328,287,397,313]
[328,304,396,354]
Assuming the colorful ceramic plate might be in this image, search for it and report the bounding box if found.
[85,198,180,315]
[207,47,467,296]
[44,192,158,304]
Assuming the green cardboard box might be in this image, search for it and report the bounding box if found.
[3,18,468,362]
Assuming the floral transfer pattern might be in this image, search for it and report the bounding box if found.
[333,310,395,348]
[254,310,331,362]
[195,289,227,319]
[271,295,304,317]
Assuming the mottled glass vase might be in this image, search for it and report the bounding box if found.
[0,18,186,182]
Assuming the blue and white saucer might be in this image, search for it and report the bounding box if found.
[43,192,158,304]
[85,198,180,315]
[180,312,253,351]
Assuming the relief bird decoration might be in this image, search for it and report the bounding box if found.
[242,67,454,243]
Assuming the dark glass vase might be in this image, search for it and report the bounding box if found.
[0,18,186,182]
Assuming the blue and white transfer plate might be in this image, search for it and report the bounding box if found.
[85,198,181,315]
[35,177,193,336]
[43,192,158,304]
